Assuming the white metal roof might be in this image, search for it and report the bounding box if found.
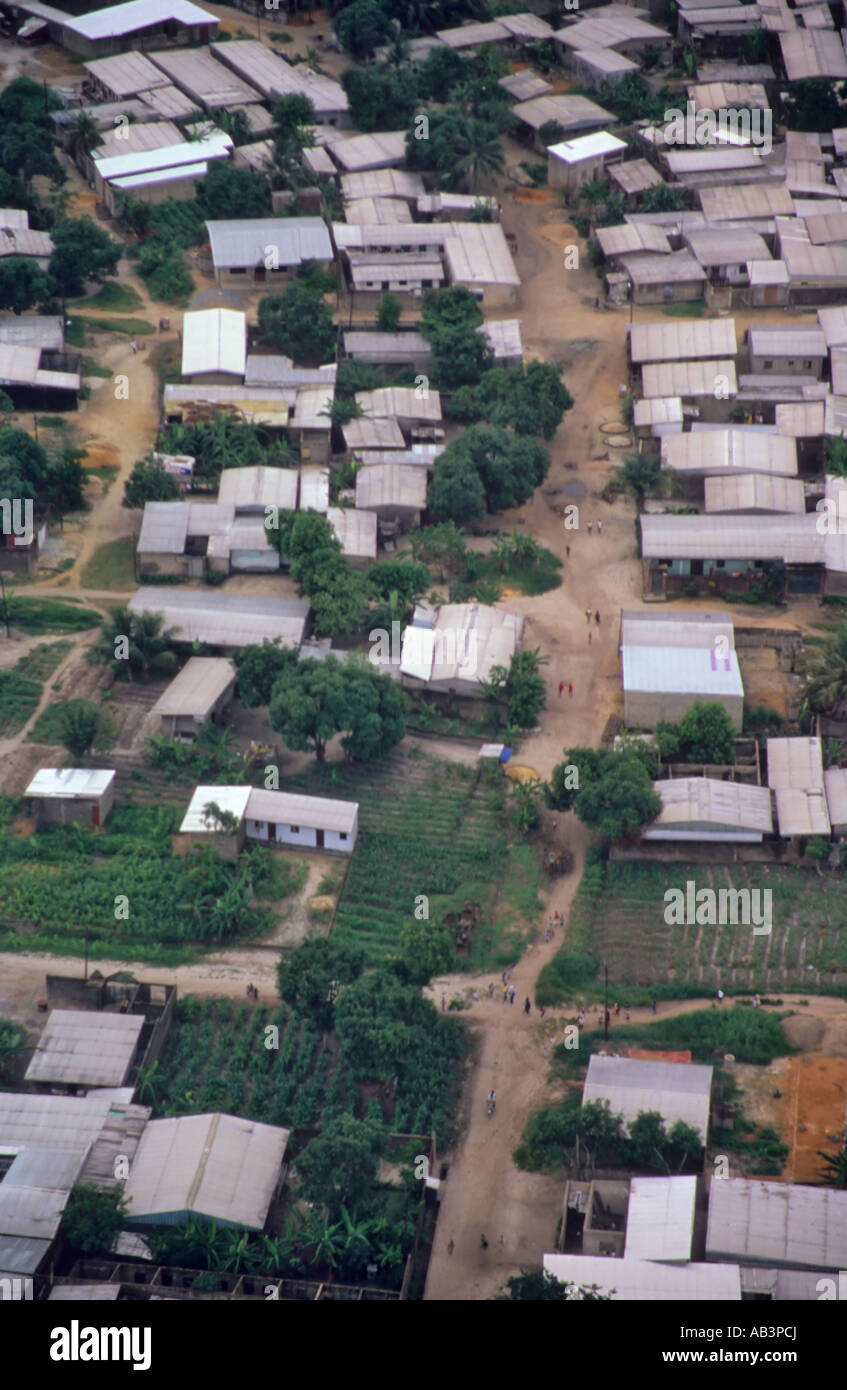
[344,197,412,226]
[246,788,358,833]
[548,131,627,164]
[218,466,298,512]
[623,644,743,699]
[65,0,217,39]
[209,40,347,116]
[206,217,332,270]
[596,223,672,258]
[444,222,520,288]
[354,387,442,423]
[573,44,639,75]
[641,512,821,563]
[780,27,847,80]
[584,1054,714,1141]
[633,396,683,427]
[109,161,209,193]
[151,657,235,718]
[147,46,260,107]
[0,209,29,231]
[642,358,735,398]
[699,183,794,221]
[704,473,806,514]
[542,1254,740,1300]
[766,736,824,791]
[123,1113,288,1230]
[24,769,115,800]
[298,467,330,514]
[512,93,614,133]
[128,589,309,650]
[327,506,377,561]
[645,778,773,836]
[331,131,407,173]
[84,52,171,97]
[706,1179,847,1270]
[400,603,524,686]
[661,430,796,476]
[0,1090,141,1154]
[666,146,763,175]
[339,169,426,203]
[179,785,252,834]
[94,131,231,182]
[25,1011,144,1089]
[624,1176,698,1262]
[181,308,246,379]
[355,463,427,511]
[824,766,847,830]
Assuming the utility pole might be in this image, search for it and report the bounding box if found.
[603,961,609,1041]
[0,570,9,639]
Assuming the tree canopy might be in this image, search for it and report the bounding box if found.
[277,937,366,1030]
[546,745,661,840]
[232,637,300,708]
[0,428,86,514]
[123,457,182,510]
[60,1183,127,1256]
[295,1113,385,1216]
[428,425,550,522]
[0,258,50,315]
[446,361,574,440]
[257,284,336,365]
[419,285,492,390]
[655,701,736,765]
[334,0,394,56]
[197,161,271,219]
[49,217,121,299]
[268,655,406,761]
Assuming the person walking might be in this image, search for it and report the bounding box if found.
[717,988,724,1004]
[587,521,593,536]
[585,608,592,623]
[441,993,446,1011]
[651,999,658,1015]
[480,1234,488,1250]
[625,1008,631,1022]
[577,1011,585,1028]
[524,997,531,1015]
[595,610,600,625]
[597,520,602,535]
[568,682,573,697]
[753,993,760,1008]
[246,983,252,999]
[503,982,508,1003]
[614,1002,620,1017]
[447,1239,455,1257]
[508,985,516,1005]
[565,544,571,557]
[588,631,592,645]
[130,341,138,354]
[558,681,564,697]
[488,981,494,998]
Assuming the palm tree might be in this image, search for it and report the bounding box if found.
[218,1228,252,1274]
[60,702,99,760]
[804,623,847,716]
[611,453,663,511]
[451,119,505,192]
[337,1207,372,1278]
[818,1142,847,1187]
[133,1060,161,1106]
[67,111,103,166]
[96,607,178,682]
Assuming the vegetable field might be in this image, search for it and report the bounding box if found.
[541,853,847,1001]
[281,749,523,967]
[150,995,454,1138]
[0,641,73,736]
[0,800,301,962]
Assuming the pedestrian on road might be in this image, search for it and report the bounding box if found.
[566,544,571,557]
[614,1002,620,1016]
[539,1005,545,1017]
[753,993,760,1008]
[481,1235,488,1250]
[595,610,600,625]
[717,988,724,1004]
[568,682,573,697]
[587,521,593,536]
[246,984,252,999]
[586,608,592,623]
[488,982,494,998]
[597,520,602,535]
[441,993,446,1011]
[577,1012,585,1028]
[509,985,516,1004]
[524,997,531,1015]
[588,631,592,644]
[625,1008,631,1022]
[545,929,551,943]
[502,969,508,984]
[503,983,508,1002]
[448,1239,455,1257]
[130,341,138,354]
[605,1008,611,1028]
[651,999,658,1015]
[558,681,564,697]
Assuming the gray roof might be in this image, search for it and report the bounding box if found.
[128,589,309,650]
[151,657,236,719]
[344,417,405,452]
[84,51,171,98]
[147,45,260,108]
[629,318,737,363]
[699,183,794,221]
[685,226,771,266]
[0,1090,143,1153]
[543,1254,740,1300]
[25,1010,144,1089]
[624,1176,698,1262]
[645,778,773,837]
[206,217,332,269]
[779,27,847,80]
[327,506,377,561]
[209,39,347,116]
[0,315,64,352]
[623,643,743,700]
[218,466,299,512]
[584,1054,713,1141]
[511,93,614,134]
[641,512,821,563]
[706,1179,847,1270]
[643,359,736,398]
[748,324,826,357]
[766,736,824,791]
[0,1235,52,1275]
[609,158,664,196]
[356,463,427,511]
[342,331,431,363]
[331,131,407,173]
[622,249,706,286]
[246,788,358,833]
[661,430,797,476]
[703,473,806,514]
[824,766,847,831]
[138,500,190,554]
[123,1113,289,1230]
[49,1284,121,1301]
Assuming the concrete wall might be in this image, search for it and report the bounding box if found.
[632,280,703,305]
[625,687,743,731]
[34,784,114,828]
[137,551,197,579]
[245,817,356,854]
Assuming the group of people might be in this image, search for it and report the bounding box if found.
[585,609,601,625]
[245,983,259,1001]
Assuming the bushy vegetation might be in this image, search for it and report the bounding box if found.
[157,414,294,488]
[515,1090,703,1173]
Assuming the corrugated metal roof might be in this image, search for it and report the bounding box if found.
[699,183,794,221]
[780,27,847,80]
[298,466,330,514]
[25,1011,144,1089]
[0,209,29,231]
[206,217,331,270]
[643,358,735,397]
[748,324,826,357]
[818,305,847,346]
[181,308,245,378]
[344,196,412,226]
[499,12,554,39]
[549,131,627,164]
[584,1054,713,1141]
[110,161,209,193]
[596,223,671,257]
[542,1254,740,1300]
[704,473,806,513]
[354,387,442,423]
[573,44,639,75]
[511,93,613,133]
[90,118,183,163]
[356,463,427,510]
[151,657,235,718]
[646,778,773,835]
[350,253,444,288]
[343,330,430,362]
[140,84,201,121]
[327,506,377,560]
[128,588,309,649]
[623,644,743,698]
[666,146,763,175]
[824,766,847,830]
[481,318,523,361]
[94,131,231,182]
[766,736,824,791]
[344,418,405,451]
[782,240,847,282]
[291,384,334,431]
[444,222,520,287]
[179,785,251,833]
[624,1176,697,1262]
[773,787,830,836]
[123,1113,289,1229]
[0,1235,52,1275]
[629,319,737,364]
[498,69,552,102]
[84,51,170,97]
[400,602,524,686]
[0,315,62,352]
[633,395,683,426]
[138,500,189,554]
[688,81,769,111]
[621,606,735,649]
[246,788,357,832]
[209,39,347,116]
[218,466,298,512]
[0,231,52,263]
[707,1179,847,1269]
[339,169,425,203]
[66,0,216,39]
[3,1147,87,1192]
[436,19,510,46]
[641,512,821,562]
[147,46,259,108]
[661,430,796,476]
[553,12,670,47]
[775,400,825,436]
[332,131,407,173]
[0,1090,141,1153]
[686,226,771,265]
[609,158,664,196]
[623,250,706,287]
[49,1284,121,1301]
[24,769,114,800]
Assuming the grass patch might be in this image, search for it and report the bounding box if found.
[14,640,73,682]
[0,671,42,736]
[461,545,562,598]
[81,356,113,379]
[28,698,115,751]
[552,1007,793,1080]
[537,850,847,1002]
[148,339,183,389]
[64,318,85,348]
[80,538,136,591]
[82,317,155,338]
[8,597,101,634]
[38,416,69,431]
[71,280,144,313]
[661,301,705,318]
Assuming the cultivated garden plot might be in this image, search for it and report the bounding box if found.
[280,749,538,968]
[550,856,847,997]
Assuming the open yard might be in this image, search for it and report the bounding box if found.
[540,854,847,1002]
[281,749,542,969]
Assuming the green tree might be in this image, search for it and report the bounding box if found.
[0,1017,28,1083]
[511,778,541,834]
[572,751,661,841]
[419,284,493,390]
[123,457,181,509]
[504,648,546,729]
[396,918,456,985]
[333,0,393,57]
[824,436,847,478]
[61,1184,127,1256]
[408,521,467,579]
[657,701,736,764]
[49,217,121,300]
[211,106,254,146]
[277,937,366,1029]
[612,452,662,509]
[0,257,50,315]
[446,361,574,440]
[641,183,692,213]
[268,655,405,761]
[342,65,418,133]
[60,701,99,760]
[376,290,402,332]
[368,558,429,616]
[538,120,566,148]
[295,1112,385,1215]
[450,116,505,190]
[67,110,103,164]
[431,425,550,518]
[804,623,847,715]
[233,637,299,708]
[818,1142,847,1188]
[418,45,468,101]
[95,606,178,682]
[257,284,336,365]
[0,427,50,502]
[505,1270,613,1301]
[783,79,843,133]
[197,161,271,218]
[427,450,487,525]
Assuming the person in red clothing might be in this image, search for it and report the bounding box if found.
[558,681,564,696]
[568,682,573,696]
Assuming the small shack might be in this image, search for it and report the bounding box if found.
[583,1055,714,1143]
[245,788,359,853]
[25,1010,145,1094]
[24,769,115,829]
[151,657,236,740]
